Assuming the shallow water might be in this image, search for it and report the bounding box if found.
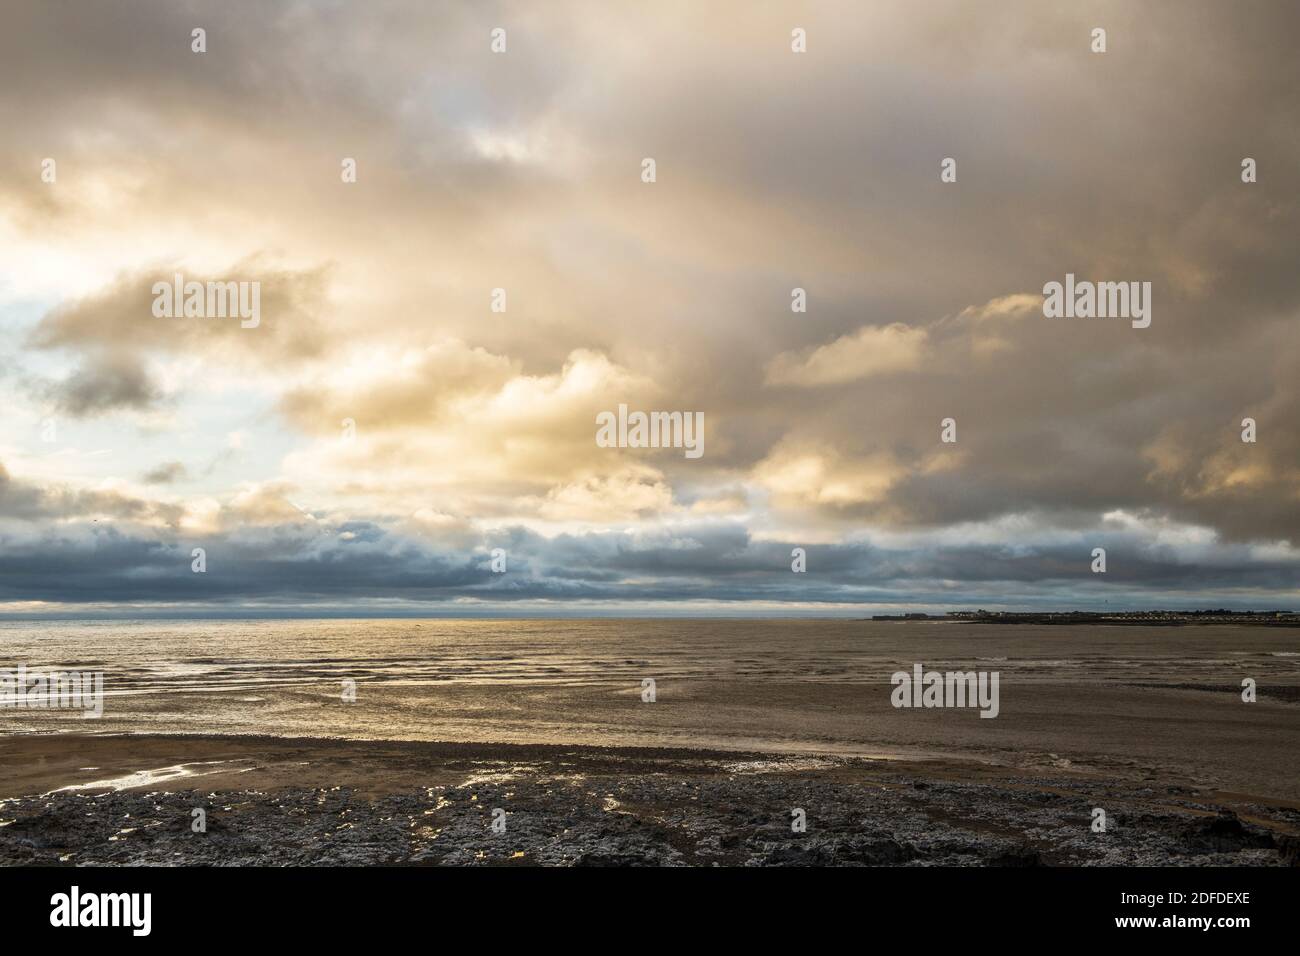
[0,616,1294,743]
[4,619,1297,687]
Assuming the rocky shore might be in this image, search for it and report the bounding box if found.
[1,736,1295,866]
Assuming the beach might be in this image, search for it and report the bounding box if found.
[2,619,1297,865]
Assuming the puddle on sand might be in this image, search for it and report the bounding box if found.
[460,762,544,787]
[720,757,849,774]
[53,760,255,793]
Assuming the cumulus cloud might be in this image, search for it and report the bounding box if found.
[0,461,183,527]
[28,260,334,362]
[45,351,162,417]
[765,323,929,387]
[754,442,905,508]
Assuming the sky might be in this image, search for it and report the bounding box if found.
[1,0,1297,617]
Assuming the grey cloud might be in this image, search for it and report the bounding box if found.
[0,462,184,526]
[44,351,162,417]
[142,461,188,484]
[29,260,335,363]
[0,516,1293,610]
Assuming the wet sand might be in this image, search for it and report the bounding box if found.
[9,679,1296,799]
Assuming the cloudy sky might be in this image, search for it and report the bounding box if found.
[1,0,1297,616]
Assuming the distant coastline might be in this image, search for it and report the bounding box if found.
[870,609,1300,626]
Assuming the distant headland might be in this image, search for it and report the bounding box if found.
[871,609,1299,626]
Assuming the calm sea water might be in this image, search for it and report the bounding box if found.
[2,619,1297,753]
